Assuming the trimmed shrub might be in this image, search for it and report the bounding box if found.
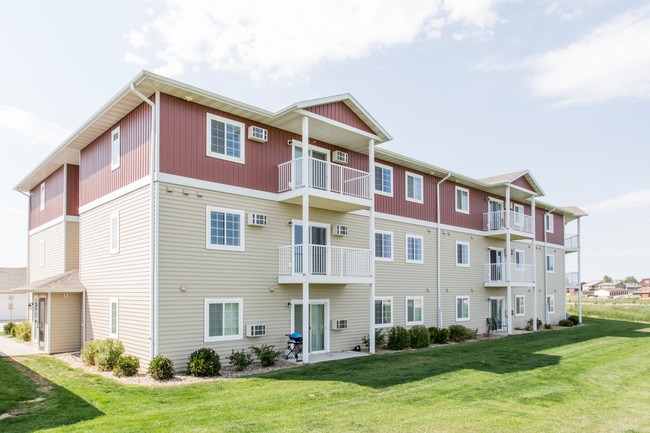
[409,325,430,349]
[467,328,479,340]
[362,328,386,349]
[525,318,543,331]
[386,326,411,350]
[15,321,31,342]
[568,315,580,326]
[559,319,574,327]
[228,349,253,371]
[544,323,552,329]
[188,348,221,377]
[114,355,140,377]
[95,339,125,371]
[81,339,101,366]
[429,327,450,344]
[250,345,282,367]
[3,322,15,336]
[448,325,469,342]
[148,355,174,380]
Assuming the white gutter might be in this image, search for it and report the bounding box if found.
[436,172,451,328]
[543,207,555,325]
[129,84,157,360]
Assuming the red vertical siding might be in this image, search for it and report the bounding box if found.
[80,100,152,206]
[512,176,535,193]
[535,208,564,244]
[439,182,491,230]
[159,94,369,191]
[29,166,65,229]
[66,165,79,216]
[305,102,374,134]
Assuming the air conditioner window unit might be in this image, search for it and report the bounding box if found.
[334,225,348,236]
[246,324,266,337]
[248,213,268,226]
[333,150,348,164]
[332,319,348,330]
[248,126,268,143]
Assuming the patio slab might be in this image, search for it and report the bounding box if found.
[0,335,43,356]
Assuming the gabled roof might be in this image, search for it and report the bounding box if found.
[11,270,85,293]
[480,170,545,196]
[0,267,27,291]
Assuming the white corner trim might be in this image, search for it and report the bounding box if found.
[79,177,150,214]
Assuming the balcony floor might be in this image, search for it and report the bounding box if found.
[484,281,535,288]
[278,188,372,212]
[278,275,373,285]
[483,229,535,240]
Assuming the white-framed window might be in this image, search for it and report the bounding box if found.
[406,296,424,325]
[405,172,423,204]
[109,298,119,338]
[456,241,470,267]
[206,113,245,164]
[514,249,525,269]
[406,234,423,263]
[375,230,393,261]
[110,212,119,254]
[545,213,554,233]
[204,298,243,342]
[39,239,44,267]
[374,297,393,327]
[374,163,393,196]
[206,206,245,251]
[546,295,555,314]
[546,254,555,273]
[40,183,45,211]
[111,126,120,171]
[515,295,525,316]
[456,296,470,321]
[513,203,524,227]
[455,186,469,214]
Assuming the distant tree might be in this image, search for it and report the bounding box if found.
[603,275,613,283]
[624,276,639,284]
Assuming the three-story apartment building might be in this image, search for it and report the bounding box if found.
[13,71,586,368]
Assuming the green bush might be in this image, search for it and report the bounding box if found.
[448,325,469,342]
[114,355,140,377]
[3,322,15,336]
[228,349,253,371]
[525,318,544,331]
[568,315,580,325]
[544,323,552,329]
[188,348,221,377]
[14,321,31,341]
[81,339,101,366]
[409,325,430,349]
[467,327,479,340]
[95,339,125,371]
[362,328,386,349]
[386,326,411,350]
[429,327,450,344]
[558,319,574,327]
[148,355,174,380]
[250,345,282,367]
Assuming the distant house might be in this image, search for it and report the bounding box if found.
[623,283,642,292]
[640,278,650,288]
[592,282,628,298]
[0,268,28,322]
[637,288,650,299]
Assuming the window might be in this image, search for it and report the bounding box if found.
[405,172,423,203]
[456,241,470,267]
[375,230,393,261]
[374,297,393,327]
[514,250,525,269]
[545,213,554,233]
[110,212,119,254]
[406,296,423,325]
[40,183,45,211]
[111,126,120,170]
[39,239,44,267]
[204,298,243,342]
[406,235,423,263]
[206,206,245,251]
[206,113,245,164]
[109,298,118,338]
[456,296,470,321]
[546,295,555,314]
[455,186,469,214]
[374,163,393,196]
[513,204,524,227]
[546,254,555,273]
[515,295,525,316]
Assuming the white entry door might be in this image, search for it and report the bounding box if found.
[292,300,329,353]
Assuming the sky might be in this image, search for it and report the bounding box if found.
[0,0,648,282]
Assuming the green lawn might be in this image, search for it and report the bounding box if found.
[567,304,650,323]
[567,295,650,305]
[2,318,650,432]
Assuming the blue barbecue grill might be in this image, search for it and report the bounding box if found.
[283,332,303,361]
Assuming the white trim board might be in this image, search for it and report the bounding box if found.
[158,173,279,202]
[28,216,79,236]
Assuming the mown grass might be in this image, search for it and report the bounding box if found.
[1,318,650,432]
[567,304,650,323]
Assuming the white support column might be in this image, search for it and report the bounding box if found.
[577,218,582,324]
[505,186,512,335]
[301,116,310,364]
[531,196,538,331]
[368,139,376,354]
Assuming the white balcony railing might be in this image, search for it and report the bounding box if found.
[278,157,371,200]
[565,235,579,250]
[565,272,579,288]
[484,263,535,285]
[279,245,372,278]
[483,210,534,234]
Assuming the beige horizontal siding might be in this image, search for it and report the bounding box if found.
[49,292,82,354]
[65,221,79,272]
[29,222,64,283]
[80,185,151,361]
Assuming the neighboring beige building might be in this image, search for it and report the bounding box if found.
[0,267,28,322]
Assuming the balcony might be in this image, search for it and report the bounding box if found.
[565,272,579,289]
[278,245,373,284]
[484,263,535,287]
[565,235,579,253]
[483,210,534,240]
[278,157,372,212]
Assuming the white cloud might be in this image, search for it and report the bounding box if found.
[124,51,148,66]
[126,0,510,80]
[543,0,599,20]
[585,189,650,211]
[0,106,68,146]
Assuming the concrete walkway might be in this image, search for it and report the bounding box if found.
[288,350,369,364]
[0,335,43,356]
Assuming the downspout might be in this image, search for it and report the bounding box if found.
[531,196,537,331]
[543,207,555,325]
[63,164,68,272]
[436,172,451,328]
[130,84,157,359]
[18,190,31,325]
